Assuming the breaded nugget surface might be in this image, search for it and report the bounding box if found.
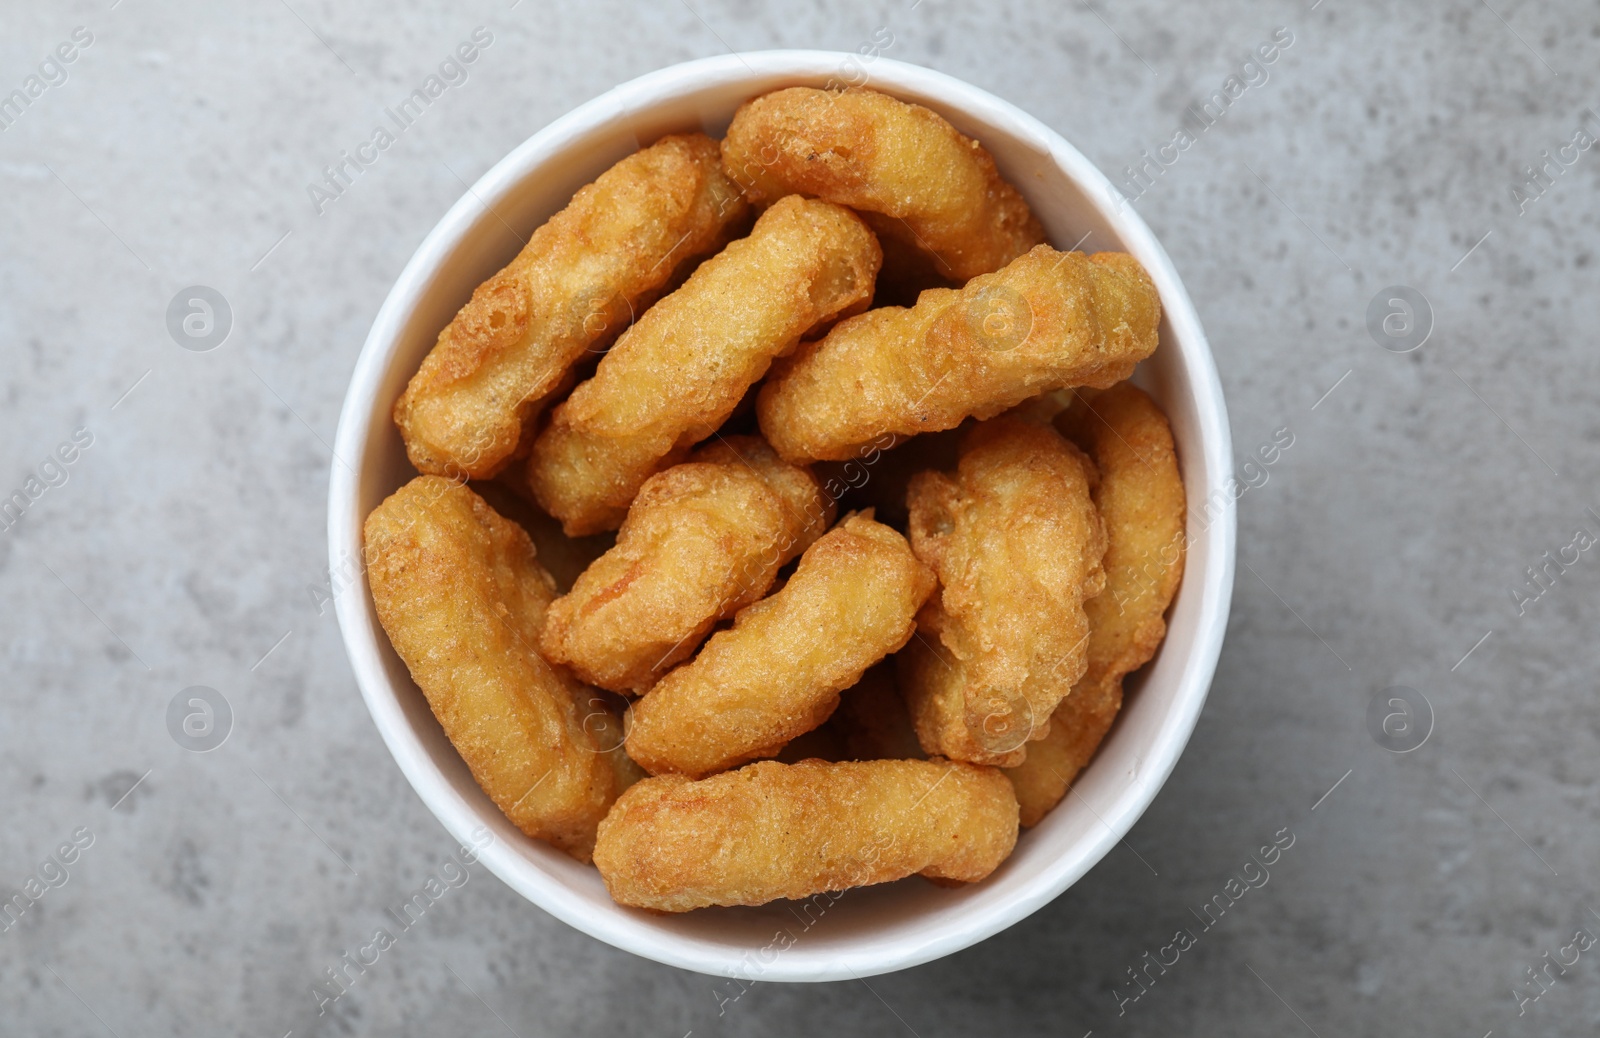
[1003,384,1185,825]
[394,134,748,479]
[758,246,1161,463]
[899,417,1106,766]
[721,86,1043,282]
[690,434,831,532]
[527,196,881,535]
[363,476,640,862]
[540,436,832,694]
[625,512,934,778]
[593,758,1018,911]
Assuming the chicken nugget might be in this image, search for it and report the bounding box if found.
[394,134,749,479]
[898,416,1106,766]
[540,436,833,694]
[363,476,642,862]
[758,246,1161,463]
[721,86,1043,283]
[526,195,881,535]
[1003,384,1186,826]
[690,433,830,523]
[624,512,934,778]
[593,758,1018,911]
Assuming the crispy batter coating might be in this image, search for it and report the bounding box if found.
[624,512,935,778]
[363,476,642,862]
[527,196,882,535]
[593,758,1018,911]
[721,86,1044,283]
[540,436,833,694]
[1003,384,1186,825]
[899,417,1107,766]
[690,434,831,524]
[394,134,748,479]
[758,246,1161,463]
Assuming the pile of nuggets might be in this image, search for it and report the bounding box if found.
[365,85,1187,913]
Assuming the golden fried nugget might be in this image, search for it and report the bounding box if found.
[831,663,924,761]
[624,512,934,778]
[526,196,881,535]
[1003,384,1186,825]
[593,758,1018,911]
[540,436,833,694]
[898,417,1106,766]
[363,476,641,862]
[721,86,1043,282]
[758,246,1161,463]
[690,434,830,524]
[394,134,748,479]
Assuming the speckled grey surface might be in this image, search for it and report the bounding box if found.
[2,1,1598,1034]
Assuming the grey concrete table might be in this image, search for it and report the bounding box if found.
[2,1,1596,1035]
